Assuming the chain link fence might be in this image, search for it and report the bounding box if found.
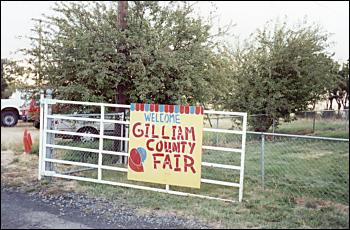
[203,114,349,205]
[245,133,349,204]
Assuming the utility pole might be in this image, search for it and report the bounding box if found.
[114,1,128,158]
[118,1,128,31]
[31,18,43,88]
[116,0,128,112]
[38,19,42,88]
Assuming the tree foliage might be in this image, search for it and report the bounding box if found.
[1,59,9,98]
[1,58,37,98]
[224,20,340,131]
[19,3,344,129]
[327,60,349,110]
[1,59,24,99]
[23,1,231,106]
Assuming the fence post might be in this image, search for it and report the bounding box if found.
[125,123,129,165]
[238,113,247,202]
[260,133,265,189]
[216,115,219,144]
[312,111,316,133]
[117,112,127,164]
[122,111,127,164]
[45,89,54,177]
[272,118,275,141]
[38,90,45,180]
[98,105,105,181]
[346,109,349,131]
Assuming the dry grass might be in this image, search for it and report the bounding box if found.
[1,124,83,193]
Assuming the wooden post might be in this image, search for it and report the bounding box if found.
[114,1,128,161]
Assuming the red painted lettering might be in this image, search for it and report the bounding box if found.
[184,155,196,173]
[172,126,177,140]
[163,154,172,169]
[145,124,150,138]
[151,124,159,138]
[177,126,184,140]
[162,126,169,139]
[153,153,164,169]
[146,139,155,151]
[172,142,180,153]
[156,141,163,152]
[132,122,143,137]
[173,154,181,172]
[188,142,196,154]
[185,127,196,141]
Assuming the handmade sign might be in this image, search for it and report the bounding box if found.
[127,103,204,188]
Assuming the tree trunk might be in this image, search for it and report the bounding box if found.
[251,115,274,132]
[329,98,333,110]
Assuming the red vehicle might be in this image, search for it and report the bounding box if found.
[21,97,40,122]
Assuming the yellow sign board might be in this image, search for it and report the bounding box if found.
[127,103,204,188]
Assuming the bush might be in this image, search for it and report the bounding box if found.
[30,141,39,155]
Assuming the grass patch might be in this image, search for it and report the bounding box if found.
[274,119,349,138]
[80,181,348,229]
[1,143,7,151]
[10,157,20,164]
[30,141,40,155]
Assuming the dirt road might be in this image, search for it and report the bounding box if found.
[1,121,39,148]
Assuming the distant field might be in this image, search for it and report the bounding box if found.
[275,118,349,138]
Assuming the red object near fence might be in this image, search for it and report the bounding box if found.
[23,129,32,154]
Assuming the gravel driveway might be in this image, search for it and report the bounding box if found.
[1,121,39,147]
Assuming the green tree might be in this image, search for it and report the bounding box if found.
[225,20,339,131]
[327,60,349,110]
[22,1,231,106]
[1,59,36,97]
[1,59,9,98]
[1,59,18,99]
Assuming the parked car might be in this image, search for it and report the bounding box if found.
[1,90,26,127]
[53,112,126,142]
[33,110,127,141]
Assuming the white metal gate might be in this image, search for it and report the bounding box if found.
[38,92,247,202]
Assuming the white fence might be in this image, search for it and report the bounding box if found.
[38,92,247,202]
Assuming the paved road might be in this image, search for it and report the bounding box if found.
[1,186,209,229]
[1,188,120,229]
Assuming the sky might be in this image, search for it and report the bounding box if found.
[1,1,349,63]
